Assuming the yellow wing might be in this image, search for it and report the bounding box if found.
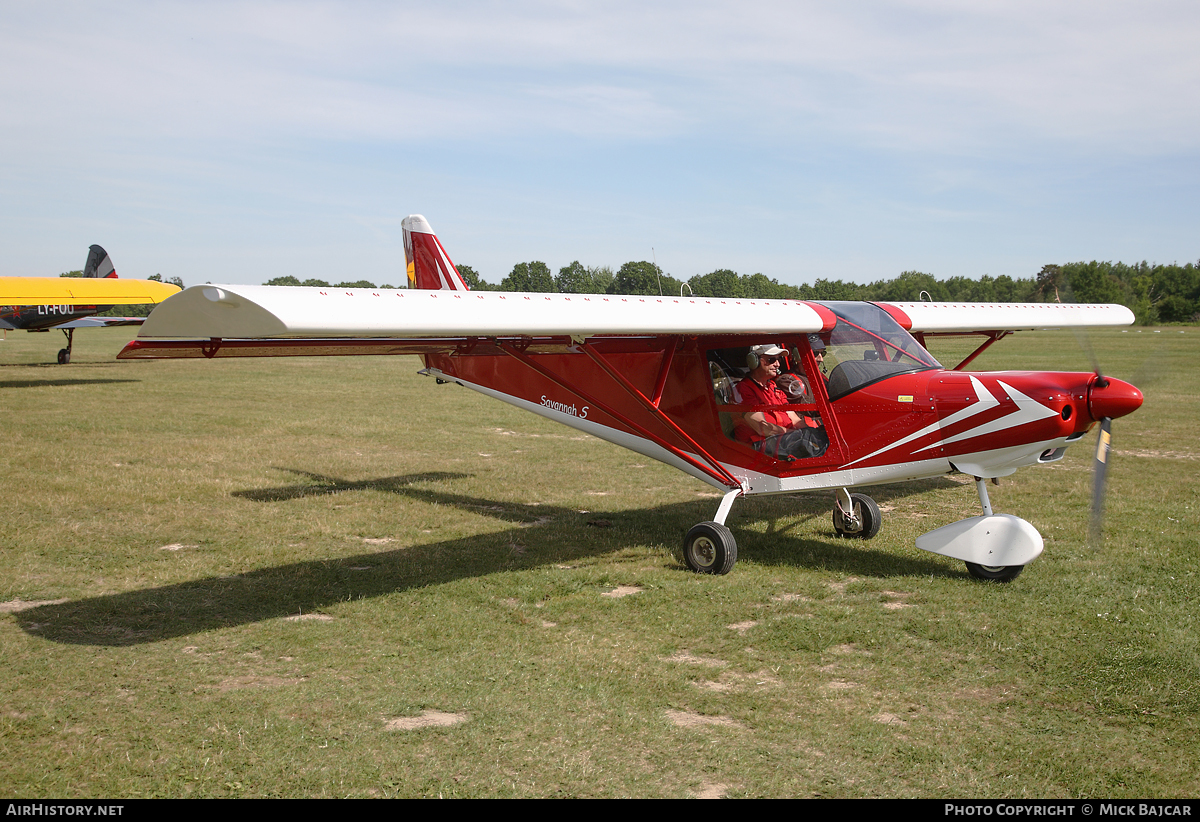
[0,277,181,306]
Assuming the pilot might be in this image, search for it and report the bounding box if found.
[734,344,829,460]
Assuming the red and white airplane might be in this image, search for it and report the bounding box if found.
[118,216,1143,581]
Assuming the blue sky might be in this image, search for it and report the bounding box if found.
[2,1,1197,288]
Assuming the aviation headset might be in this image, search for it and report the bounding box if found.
[747,344,788,371]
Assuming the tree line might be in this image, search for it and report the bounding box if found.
[262,258,1200,325]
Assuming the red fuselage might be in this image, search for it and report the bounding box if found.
[419,331,1142,495]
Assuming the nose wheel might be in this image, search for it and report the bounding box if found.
[964,562,1024,582]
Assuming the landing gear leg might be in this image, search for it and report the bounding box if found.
[833,488,881,538]
[681,487,742,575]
[57,328,74,364]
[963,477,1023,582]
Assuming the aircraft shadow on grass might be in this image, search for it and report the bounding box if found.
[17,470,967,647]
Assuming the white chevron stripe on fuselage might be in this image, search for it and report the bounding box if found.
[844,375,998,468]
[914,380,1059,453]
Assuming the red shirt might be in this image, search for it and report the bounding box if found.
[733,377,794,444]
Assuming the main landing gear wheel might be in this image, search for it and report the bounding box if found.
[964,562,1024,583]
[682,522,737,575]
[57,328,75,365]
[832,493,881,539]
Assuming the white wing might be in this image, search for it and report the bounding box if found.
[133,285,1135,341]
[134,284,828,339]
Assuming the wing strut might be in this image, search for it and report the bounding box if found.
[951,331,1010,371]
[913,330,1012,371]
[495,339,742,490]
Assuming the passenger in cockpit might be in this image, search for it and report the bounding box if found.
[808,334,828,380]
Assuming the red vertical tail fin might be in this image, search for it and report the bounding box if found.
[402,215,469,291]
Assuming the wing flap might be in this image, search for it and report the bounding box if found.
[118,338,468,359]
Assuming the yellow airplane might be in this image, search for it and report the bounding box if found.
[1,246,181,363]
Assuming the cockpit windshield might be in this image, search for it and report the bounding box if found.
[815,302,942,400]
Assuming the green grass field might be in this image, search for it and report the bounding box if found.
[1,325,1196,798]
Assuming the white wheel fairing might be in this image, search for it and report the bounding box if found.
[915,514,1044,567]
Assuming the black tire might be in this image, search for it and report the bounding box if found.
[965,562,1024,583]
[57,349,70,365]
[682,522,737,575]
[832,493,881,539]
